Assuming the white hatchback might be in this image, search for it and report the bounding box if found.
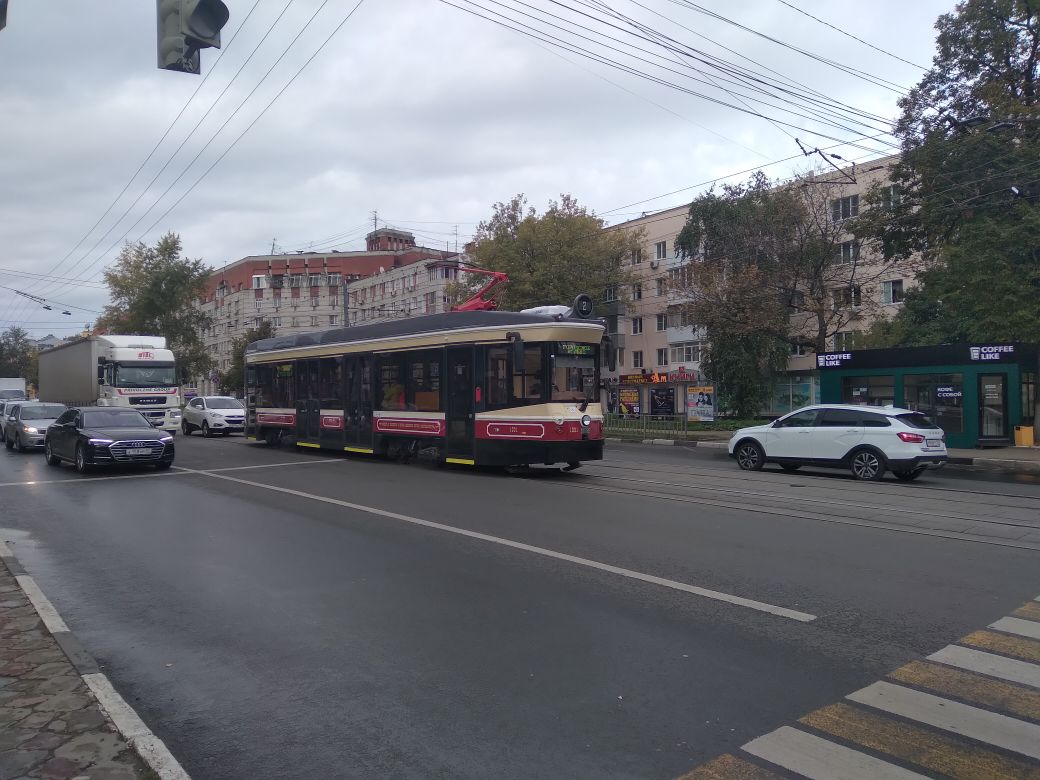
[728,404,947,481]
[182,396,246,437]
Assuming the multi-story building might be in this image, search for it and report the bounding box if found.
[346,254,471,325]
[194,229,455,394]
[602,154,918,417]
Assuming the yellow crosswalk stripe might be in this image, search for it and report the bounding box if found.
[1012,601,1040,622]
[888,660,1040,722]
[800,702,1040,779]
[678,753,786,779]
[960,630,1040,663]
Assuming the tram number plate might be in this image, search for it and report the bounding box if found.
[926,439,941,448]
[127,448,152,456]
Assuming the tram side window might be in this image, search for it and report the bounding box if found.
[272,363,295,408]
[406,351,441,411]
[254,364,273,406]
[378,355,406,411]
[486,347,510,409]
[318,357,344,410]
[513,345,545,403]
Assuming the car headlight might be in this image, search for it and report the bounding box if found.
[88,438,114,445]
[22,426,38,434]
[159,435,174,442]
[581,415,592,427]
[171,410,182,419]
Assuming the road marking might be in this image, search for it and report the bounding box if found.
[800,702,1040,780]
[82,673,191,780]
[181,467,816,622]
[1013,602,1040,621]
[928,645,1040,688]
[679,753,786,779]
[846,680,1040,760]
[0,471,191,488]
[742,726,927,779]
[991,616,1040,641]
[888,660,1040,722]
[960,629,1040,663]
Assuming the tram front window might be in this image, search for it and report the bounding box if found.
[552,343,598,402]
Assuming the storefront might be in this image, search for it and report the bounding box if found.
[817,343,1037,449]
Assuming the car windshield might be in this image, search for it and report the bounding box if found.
[19,405,66,420]
[82,410,151,428]
[207,398,243,409]
[113,363,177,388]
[896,413,940,430]
[551,343,599,402]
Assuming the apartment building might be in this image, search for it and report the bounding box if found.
[346,254,471,325]
[602,154,918,417]
[194,229,454,394]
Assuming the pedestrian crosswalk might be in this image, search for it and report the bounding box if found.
[682,595,1040,779]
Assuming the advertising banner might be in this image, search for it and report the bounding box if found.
[686,385,716,422]
[650,387,675,415]
[619,388,640,415]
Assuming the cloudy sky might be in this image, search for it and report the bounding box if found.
[1,0,953,337]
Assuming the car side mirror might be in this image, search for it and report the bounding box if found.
[771,420,782,428]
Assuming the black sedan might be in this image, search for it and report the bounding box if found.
[45,407,175,473]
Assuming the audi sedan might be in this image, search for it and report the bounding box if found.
[45,407,175,473]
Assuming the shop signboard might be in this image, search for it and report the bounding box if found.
[650,387,675,415]
[619,388,640,415]
[619,372,668,385]
[687,385,715,422]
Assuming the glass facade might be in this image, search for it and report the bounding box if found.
[903,373,964,434]
[841,375,895,406]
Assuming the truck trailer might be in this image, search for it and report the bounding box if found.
[38,335,182,433]
[0,378,27,401]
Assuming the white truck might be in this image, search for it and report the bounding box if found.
[38,335,183,434]
[0,378,27,402]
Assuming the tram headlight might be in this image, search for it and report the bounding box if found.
[581,414,592,427]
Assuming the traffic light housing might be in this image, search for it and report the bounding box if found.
[157,0,229,74]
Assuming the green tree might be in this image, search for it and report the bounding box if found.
[0,326,35,385]
[472,194,640,312]
[219,320,275,395]
[95,233,214,380]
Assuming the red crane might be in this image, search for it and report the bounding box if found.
[433,263,510,312]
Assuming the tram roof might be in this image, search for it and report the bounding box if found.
[245,310,604,356]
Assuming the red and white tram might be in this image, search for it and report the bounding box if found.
[244,309,607,467]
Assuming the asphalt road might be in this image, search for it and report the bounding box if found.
[1,436,1038,778]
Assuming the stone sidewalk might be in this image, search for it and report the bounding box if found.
[0,558,155,780]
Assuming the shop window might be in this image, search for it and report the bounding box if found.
[378,355,406,410]
[406,351,441,411]
[842,376,894,406]
[903,373,964,434]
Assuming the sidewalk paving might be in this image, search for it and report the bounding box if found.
[0,558,155,780]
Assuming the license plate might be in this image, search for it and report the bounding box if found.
[127,447,152,456]
[926,439,942,448]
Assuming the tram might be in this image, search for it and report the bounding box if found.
[244,306,609,467]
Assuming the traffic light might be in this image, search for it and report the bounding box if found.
[157,0,229,75]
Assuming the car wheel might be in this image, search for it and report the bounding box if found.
[850,449,885,481]
[45,441,61,466]
[202,421,212,438]
[75,444,90,474]
[894,467,925,482]
[16,433,28,453]
[779,464,801,472]
[181,419,191,435]
[735,440,765,471]
[155,460,173,471]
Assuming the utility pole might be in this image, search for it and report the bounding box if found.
[270,238,277,254]
[372,210,378,232]
[454,225,459,253]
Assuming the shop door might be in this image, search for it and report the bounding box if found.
[979,374,1008,441]
[295,359,321,445]
[344,355,374,451]
[446,347,474,460]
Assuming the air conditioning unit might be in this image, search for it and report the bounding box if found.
[391,289,397,296]
[649,259,660,269]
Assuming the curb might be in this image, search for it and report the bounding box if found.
[605,437,729,449]
[0,540,191,780]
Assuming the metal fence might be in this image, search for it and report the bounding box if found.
[604,413,694,436]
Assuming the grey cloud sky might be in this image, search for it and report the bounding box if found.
[0,0,953,336]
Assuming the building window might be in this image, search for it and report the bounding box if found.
[254,300,262,310]
[428,268,437,282]
[668,265,692,288]
[632,248,643,265]
[880,184,901,211]
[670,341,703,364]
[631,317,643,335]
[656,313,667,331]
[290,317,298,328]
[656,347,668,366]
[272,317,281,327]
[310,316,318,327]
[632,350,644,368]
[655,240,667,260]
[308,273,322,286]
[833,331,855,351]
[605,286,617,302]
[252,275,266,289]
[330,296,338,309]
[833,285,862,309]
[790,341,810,356]
[253,317,262,328]
[327,272,342,286]
[833,240,859,265]
[329,315,338,326]
[656,278,666,296]
[830,194,859,222]
[289,274,304,288]
[632,283,642,300]
[882,279,904,304]
[667,308,695,329]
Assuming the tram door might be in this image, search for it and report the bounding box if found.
[295,359,321,445]
[446,347,474,460]
[344,355,374,451]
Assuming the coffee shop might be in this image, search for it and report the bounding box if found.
[816,343,1038,449]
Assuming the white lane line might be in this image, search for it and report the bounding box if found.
[927,645,1040,688]
[184,467,816,623]
[990,616,1040,640]
[847,681,1040,760]
[0,471,192,488]
[83,673,191,780]
[742,726,927,779]
[12,574,71,633]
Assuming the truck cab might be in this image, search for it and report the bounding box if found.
[96,339,182,434]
